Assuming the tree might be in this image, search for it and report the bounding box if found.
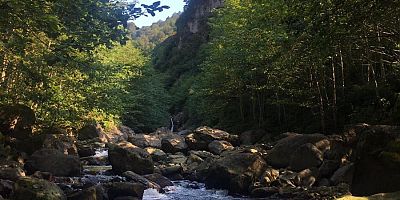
[0,0,170,127]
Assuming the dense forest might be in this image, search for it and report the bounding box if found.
[154,0,400,134]
[2,0,400,134]
[1,0,400,134]
[0,0,171,132]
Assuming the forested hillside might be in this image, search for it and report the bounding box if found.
[153,0,400,134]
[130,13,180,53]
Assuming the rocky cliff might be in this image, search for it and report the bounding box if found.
[177,0,224,34]
[152,0,224,124]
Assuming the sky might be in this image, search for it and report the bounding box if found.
[133,0,185,27]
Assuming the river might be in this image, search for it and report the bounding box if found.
[82,148,252,200]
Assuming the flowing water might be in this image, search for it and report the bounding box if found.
[83,149,252,200]
[143,180,249,200]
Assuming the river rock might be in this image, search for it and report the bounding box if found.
[317,178,330,187]
[0,104,35,139]
[240,130,266,145]
[160,165,183,176]
[208,140,234,155]
[12,177,66,200]
[294,168,317,188]
[167,154,187,165]
[350,125,400,196]
[161,134,187,153]
[25,148,81,177]
[185,126,233,151]
[145,147,167,162]
[77,144,96,158]
[185,153,204,172]
[266,133,330,169]
[331,163,354,186]
[0,161,25,181]
[251,187,279,198]
[67,186,104,200]
[32,171,54,181]
[103,125,135,143]
[143,173,174,188]
[108,142,154,175]
[278,170,297,188]
[189,150,215,159]
[77,124,105,141]
[289,143,323,171]
[122,171,161,191]
[205,148,267,194]
[260,168,279,186]
[42,134,78,156]
[0,179,13,199]
[128,134,161,148]
[106,182,145,200]
[319,160,340,178]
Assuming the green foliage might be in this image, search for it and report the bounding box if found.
[131,13,180,54]
[183,0,400,133]
[0,0,170,129]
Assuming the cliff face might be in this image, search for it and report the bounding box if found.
[183,0,224,34]
[153,0,224,73]
[152,0,224,121]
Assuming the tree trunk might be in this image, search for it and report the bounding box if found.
[313,65,326,133]
[331,56,337,131]
[339,48,345,98]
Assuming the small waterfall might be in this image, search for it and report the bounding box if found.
[170,117,174,133]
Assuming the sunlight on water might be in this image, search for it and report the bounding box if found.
[93,149,108,158]
[143,181,248,200]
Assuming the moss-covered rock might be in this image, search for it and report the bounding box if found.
[12,177,66,200]
[351,125,400,196]
[108,142,154,175]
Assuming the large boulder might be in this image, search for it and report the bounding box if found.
[266,133,330,169]
[25,149,81,177]
[103,125,135,143]
[289,143,323,171]
[77,124,105,141]
[161,134,188,153]
[13,133,77,156]
[205,148,267,194]
[108,142,154,175]
[208,140,234,155]
[240,130,266,145]
[185,126,234,151]
[350,125,400,196]
[128,134,161,149]
[0,104,35,139]
[106,182,145,200]
[42,134,78,156]
[12,177,66,200]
